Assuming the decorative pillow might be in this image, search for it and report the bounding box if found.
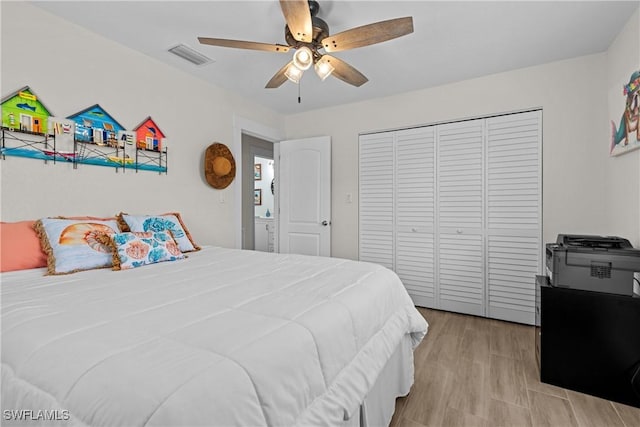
[0,221,48,272]
[63,216,118,221]
[106,231,185,270]
[35,218,120,275]
[116,212,200,253]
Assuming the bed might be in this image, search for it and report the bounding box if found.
[1,246,428,426]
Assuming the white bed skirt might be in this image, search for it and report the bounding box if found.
[335,333,413,427]
[361,333,414,427]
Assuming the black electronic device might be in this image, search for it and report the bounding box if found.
[545,234,640,296]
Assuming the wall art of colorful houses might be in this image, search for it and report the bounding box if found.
[0,86,53,135]
[67,104,125,146]
[0,87,167,173]
[133,116,166,152]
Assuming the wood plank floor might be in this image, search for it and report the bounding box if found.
[390,308,640,427]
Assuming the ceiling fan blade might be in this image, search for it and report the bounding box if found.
[198,37,290,53]
[321,17,414,53]
[279,0,313,43]
[323,55,368,87]
[265,61,292,88]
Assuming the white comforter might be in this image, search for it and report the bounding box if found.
[1,247,427,426]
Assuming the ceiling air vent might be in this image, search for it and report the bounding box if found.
[168,44,213,66]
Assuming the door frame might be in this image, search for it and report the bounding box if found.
[232,115,284,249]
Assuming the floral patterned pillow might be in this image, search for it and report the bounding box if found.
[117,213,199,253]
[108,231,185,270]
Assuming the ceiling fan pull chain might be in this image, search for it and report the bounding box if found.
[298,80,301,104]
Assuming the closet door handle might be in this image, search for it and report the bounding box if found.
[321,220,329,226]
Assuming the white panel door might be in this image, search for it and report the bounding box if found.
[395,127,436,307]
[486,111,542,324]
[359,132,394,269]
[437,120,485,316]
[279,136,331,256]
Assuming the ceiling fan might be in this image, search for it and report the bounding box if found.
[198,0,414,88]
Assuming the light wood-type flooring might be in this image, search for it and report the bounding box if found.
[390,308,640,427]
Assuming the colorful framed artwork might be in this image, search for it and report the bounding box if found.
[609,68,640,156]
[254,163,262,180]
[254,189,262,205]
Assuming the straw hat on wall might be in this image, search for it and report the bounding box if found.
[204,143,236,189]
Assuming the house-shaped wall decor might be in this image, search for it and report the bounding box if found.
[1,86,53,135]
[133,116,166,152]
[67,104,125,146]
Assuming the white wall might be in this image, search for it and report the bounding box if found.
[0,2,284,248]
[285,53,612,259]
[3,3,637,257]
[284,8,640,259]
[605,8,640,246]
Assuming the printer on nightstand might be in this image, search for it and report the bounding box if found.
[545,234,640,296]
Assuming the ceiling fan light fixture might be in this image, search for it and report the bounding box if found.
[314,57,334,81]
[285,63,304,84]
[198,2,414,89]
[293,46,313,70]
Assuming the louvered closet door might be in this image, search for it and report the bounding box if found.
[486,111,542,325]
[395,127,436,307]
[437,120,485,316]
[359,132,394,269]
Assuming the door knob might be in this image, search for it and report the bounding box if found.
[321,220,329,226]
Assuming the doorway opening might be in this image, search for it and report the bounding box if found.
[253,155,275,252]
[241,133,275,251]
[231,115,283,250]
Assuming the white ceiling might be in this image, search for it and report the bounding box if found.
[32,1,639,115]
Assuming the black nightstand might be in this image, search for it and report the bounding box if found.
[536,275,640,408]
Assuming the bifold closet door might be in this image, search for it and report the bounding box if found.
[359,110,542,324]
[486,111,542,324]
[395,127,436,308]
[359,132,394,270]
[436,120,485,317]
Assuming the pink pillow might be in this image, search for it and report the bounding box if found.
[1,220,48,272]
